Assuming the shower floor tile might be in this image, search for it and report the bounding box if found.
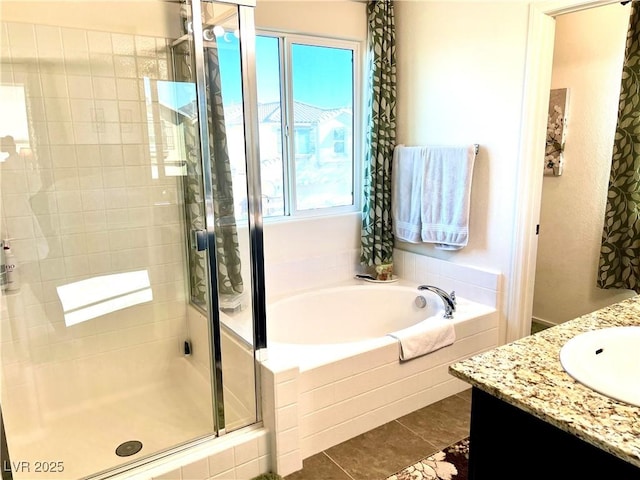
[6,376,214,480]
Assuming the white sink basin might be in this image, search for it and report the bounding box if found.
[559,326,640,407]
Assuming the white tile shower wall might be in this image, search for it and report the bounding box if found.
[0,21,187,419]
[393,248,501,307]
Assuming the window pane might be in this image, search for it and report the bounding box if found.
[291,43,353,211]
[256,35,285,217]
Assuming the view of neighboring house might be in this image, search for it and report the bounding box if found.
[226,100,354,216]
[157,80,354,218]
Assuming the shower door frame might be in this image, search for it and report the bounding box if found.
[189,0,267,436]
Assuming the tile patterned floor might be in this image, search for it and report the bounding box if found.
[285,322,555,480]
[284,389,472,480]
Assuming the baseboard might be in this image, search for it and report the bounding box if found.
[531,316,556,327]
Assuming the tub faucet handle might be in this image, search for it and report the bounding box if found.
[417,285,456,319]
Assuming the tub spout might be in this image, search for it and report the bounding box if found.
[417,285,456,319]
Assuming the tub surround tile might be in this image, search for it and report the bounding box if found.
[234,458,261,480]
[449,295,640,469]
[276,450,305,479]
[276,404,299,433]
[264,247,361,298]
[208,447,235,477]
[276,378,299,408]
[276,427,301,462]
[264,246,500,310]
[393,249,500,307]
[180,457,209,480]
[260,362,303,477]
[297,333,495,456]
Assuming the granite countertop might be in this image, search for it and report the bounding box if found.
[449,295,640,468]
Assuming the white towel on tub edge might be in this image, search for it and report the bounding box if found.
[387,316,456,361]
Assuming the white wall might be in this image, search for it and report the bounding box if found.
[532,4,636,325]
[0,1,182,38]
[394,1,530,340]
[255,0,366,40]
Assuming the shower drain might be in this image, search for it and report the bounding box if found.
[115,440,143,457]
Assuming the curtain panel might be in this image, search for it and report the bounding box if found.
[178,41,243,307]
[598,4,640,292]
[360,0,397,267]
[204,46,244,297]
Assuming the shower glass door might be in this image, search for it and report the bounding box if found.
[177,0,263,434]
[0,0,262,478]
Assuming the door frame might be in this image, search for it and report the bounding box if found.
[508,0,621,342]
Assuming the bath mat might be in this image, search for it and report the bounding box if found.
[385,437,469,480]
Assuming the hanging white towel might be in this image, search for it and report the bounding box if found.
[387,316,456,361]
[391,145,424,243]
[420,145,477,250]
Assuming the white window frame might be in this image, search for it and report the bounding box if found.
[256,31,362,220]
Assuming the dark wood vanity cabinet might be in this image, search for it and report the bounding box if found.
[468,388,640,479]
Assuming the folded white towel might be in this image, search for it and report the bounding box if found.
[387,316,456,361]
[420,145,477,250]
[391,145,425,243]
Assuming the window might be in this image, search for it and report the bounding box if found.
[0,85,31,163]
[255,34,359,217]
[333,127,346,155]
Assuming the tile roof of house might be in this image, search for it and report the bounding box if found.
[227,101,349,125]
[159,98,351,126]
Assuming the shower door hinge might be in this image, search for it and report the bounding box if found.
[191,229,208,251]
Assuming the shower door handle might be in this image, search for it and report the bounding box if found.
[191,229,208,252]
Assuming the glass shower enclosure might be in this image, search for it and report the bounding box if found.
[0,0,265,478]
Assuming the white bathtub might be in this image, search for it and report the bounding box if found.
[268,284,443,344]
[260,281,500,475]
[264,282,495,371]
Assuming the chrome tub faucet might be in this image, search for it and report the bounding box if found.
[417,285,456,319]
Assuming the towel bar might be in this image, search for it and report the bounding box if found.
[395,144,479,155]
